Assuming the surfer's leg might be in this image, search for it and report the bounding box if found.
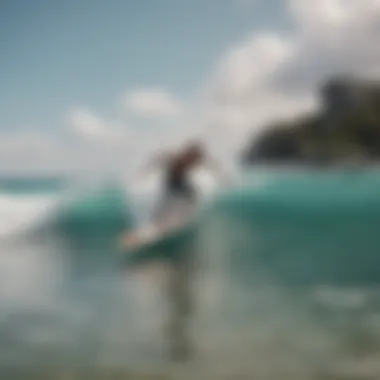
[174,185,197,224]
[165,254,194,361]
[152,195,165,223]
[151,193,172,232]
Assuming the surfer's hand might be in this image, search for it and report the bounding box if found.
[119,232,137,250]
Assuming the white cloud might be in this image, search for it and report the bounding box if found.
[69,107,128,145]
[204,0,380,153]
[280,0,380,91]
[4,0,380,175]
[0,103,189,176]
[213,35,294,102]
[0,126,132,175]
[124,88,184,119]
[0,132,68,173]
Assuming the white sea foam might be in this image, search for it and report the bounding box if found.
[0,193,60,238]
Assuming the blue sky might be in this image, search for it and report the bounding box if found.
[0,0,379,174]
[0,0,289,132]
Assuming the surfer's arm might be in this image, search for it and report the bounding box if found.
[135,152,171,180]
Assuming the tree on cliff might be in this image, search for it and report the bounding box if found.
[243,77,380,165]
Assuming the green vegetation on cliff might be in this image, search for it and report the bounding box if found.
[243,77,380,165]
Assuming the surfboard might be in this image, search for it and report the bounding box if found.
[120,217,197,268]
[120,171,217,268]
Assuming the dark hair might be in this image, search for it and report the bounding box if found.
[184,141,203,158]
[186,139,203,151]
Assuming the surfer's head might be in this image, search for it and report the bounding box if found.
[184,141,204,162]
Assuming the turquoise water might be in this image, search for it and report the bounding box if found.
[124,167,380,285]
[0,176,68,194]
[204,168,380,285]
[2,168,380,378]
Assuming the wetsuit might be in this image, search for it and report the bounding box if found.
[165,160,196,199]
[153,156,198,223]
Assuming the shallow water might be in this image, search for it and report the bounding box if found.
[2,171,380,379]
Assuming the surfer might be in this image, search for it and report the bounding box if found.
[125,141,226,361]
[138,140,225,230]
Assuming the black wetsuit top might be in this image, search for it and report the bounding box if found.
[165,160,196,198]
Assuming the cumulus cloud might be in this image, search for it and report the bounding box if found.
[204,0,380,152]
[279,0,380,92]
[0,132,68,173]
[4,0,380,175]
[69,107,128,145]
[0,109,132,174]
[124,88,184,119]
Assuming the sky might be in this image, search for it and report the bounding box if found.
[1,0,380,175]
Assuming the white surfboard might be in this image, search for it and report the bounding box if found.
[122,163,217,253]
[120,197,196,252]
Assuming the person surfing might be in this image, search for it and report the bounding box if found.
[120,140,228,361]
[122,140,227,248]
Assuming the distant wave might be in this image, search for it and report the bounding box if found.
[0,176,68,194]
[0,177,135,242]
[0,194,60,238]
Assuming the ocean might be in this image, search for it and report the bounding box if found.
[2,169,380,379]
